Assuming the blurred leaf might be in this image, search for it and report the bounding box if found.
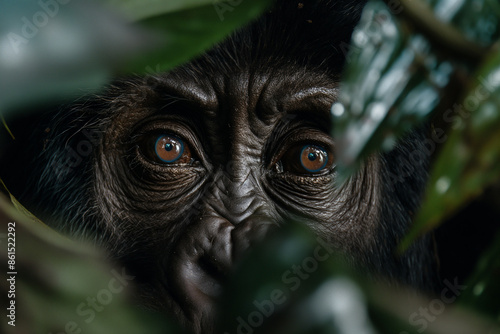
[217,220,500,334]
[0,0,157,114]
[123,0,272,74]
[0,113,14,139]
[0,0,271,116]
[104,0,231,22]
[403,52,500,246]
[217,221,371,334]
[332,0,499,180]
[460,229,500,322]
[0,178,49,229]
[0,193,179,334]
[369,283,500,334]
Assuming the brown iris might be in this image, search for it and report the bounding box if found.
[154,135,186,163]
[277,144,332,174]
[300,145,328,172]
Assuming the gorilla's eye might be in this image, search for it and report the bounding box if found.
[300,145,328,172]
[276,143,333,175]
[139,133,195,165]
[155,135,184,162]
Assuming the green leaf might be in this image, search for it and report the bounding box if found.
[103,0,230,22]
[216,220,500,333]
[368,282,500,334]
[403,52,500,247]
[0,177,52,232]
[217,221,372,333]
[460,228,500,323]
[124,0,272,74]
[0,0,271,115]
[332,0,499,181]
[459,230,500,321]
[0,193,179,334]
[0,0,157,114]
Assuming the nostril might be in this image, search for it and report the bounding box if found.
[191,259,224,299]
[197,255,228,286]
[170,252,226,307]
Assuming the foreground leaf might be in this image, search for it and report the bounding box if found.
[459,229,500,322]
[0,0,271,116]
[404,52,500,245]
[104,0,236,22]
[0,0,157,114]
[217,221,500,334]
[0,193,179,334]
[217,222,372,333]
[126,0,272,74]
[332,0,499,179]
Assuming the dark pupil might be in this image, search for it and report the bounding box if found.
[165,143,173,151]
[308,152,316,161]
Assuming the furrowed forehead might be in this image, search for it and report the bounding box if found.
[115,66,337,127]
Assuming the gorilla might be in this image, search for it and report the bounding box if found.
[0,0,438,333]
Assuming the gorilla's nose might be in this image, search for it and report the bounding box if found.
[167,215,276,331]
[170,217,233,298]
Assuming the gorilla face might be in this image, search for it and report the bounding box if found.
[91,66,382,330]
[0,1,437,333]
